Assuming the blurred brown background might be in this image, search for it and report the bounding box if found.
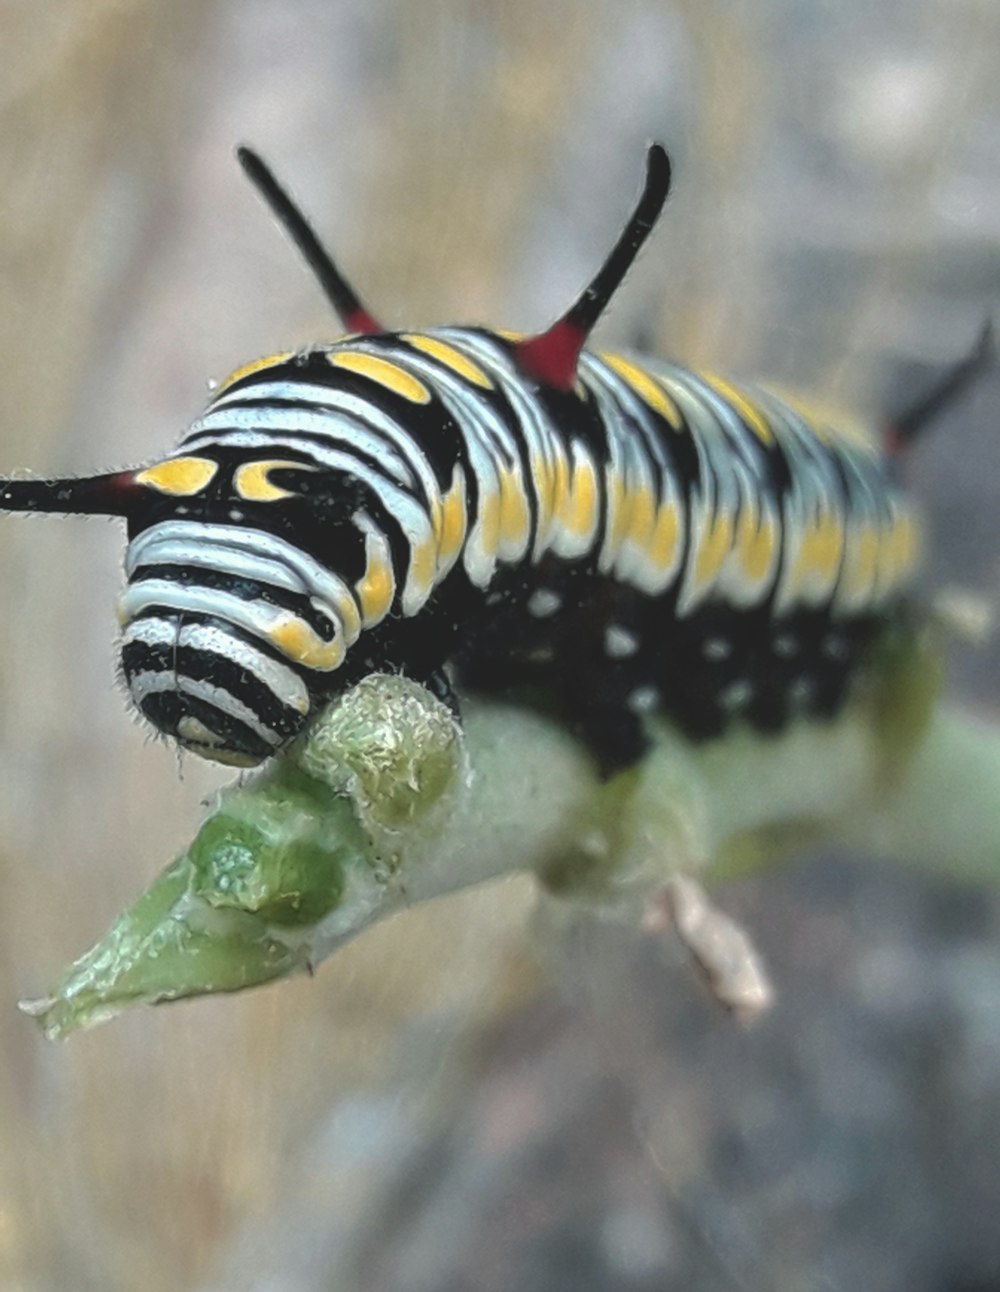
[1,2,1000,1289]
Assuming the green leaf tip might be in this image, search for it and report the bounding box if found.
[19,859,302,1040]
[22,675,466,1037]
[24,637,1000,1039]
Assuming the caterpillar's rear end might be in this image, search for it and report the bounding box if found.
[0,142,985,773]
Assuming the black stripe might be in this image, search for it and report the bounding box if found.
[121,634,305,738]
[126,564,338,641]
[137,690,276,761]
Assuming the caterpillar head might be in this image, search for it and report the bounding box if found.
[0,453,371,766]
[0,142,673,764]
[117,451,384,765]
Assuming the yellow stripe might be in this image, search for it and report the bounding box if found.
[791,512,844,586]
[761,384,879,450]
[407,535,438,603]
[878,513,920,594]
[135,457,218,497]
[531,452,558,544]
[476,491,501,563]
[497,466,530,550]
[841,523,881,604]
[402,334,494,388]
[268,616,344,671]
[894,514,920,578]
[600,353,683,430]
[355,551,395,626]
[737,508,777,583]
[561,455,599,538]
[625,484,657,551]
[329,351,432,403]
[233,459,314,503]
[551,448,572,532]
[648,502,680,571]
[606,469,630,554]
[216,352,294,394]
[438,469,469,566]
[701,372,775,446]
[693,511,734,587]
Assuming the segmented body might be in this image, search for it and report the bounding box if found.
[5,142,949,771]
[119,326,918,770]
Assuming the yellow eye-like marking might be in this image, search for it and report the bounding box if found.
[601,353,683,430]
[700,373,775,446]
[215,351,295,394]
[135,457,218,496]
[402,334,494,388]
[329,351,432,403]
[233,459,316,503]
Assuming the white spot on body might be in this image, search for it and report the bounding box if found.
[773,634,798,658]
[702,636,732,662]
[526,646,555,664]
[789,677,814,706]
[627,685,660,714]
[527,588,561,618]
[823,634,849,660]
[719,679,753,711]
[604,625,639,658]
[229,508,245,522]
[177,716,223,745]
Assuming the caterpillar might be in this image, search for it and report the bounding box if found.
[0,144,984,773]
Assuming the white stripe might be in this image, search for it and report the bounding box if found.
[200,382,455,504]
[127,670,282,745]
[122,617,311,714]
[364,340,533,570]
[186,406,415,485]
[119,580,343,668]
[160,434,437,577]
[125,520,362,644]
[442,329,565,566]
[127,535,315,600]
[579,353,673,473]
[198,385,419,480]
[190,404,448,576]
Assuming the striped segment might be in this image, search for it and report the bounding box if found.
[116,327,919,764]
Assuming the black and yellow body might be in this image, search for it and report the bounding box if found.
[122,329,915,769]
[1,143,977,773]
